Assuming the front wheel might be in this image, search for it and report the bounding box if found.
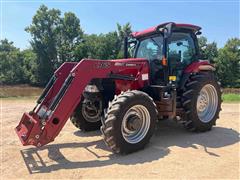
[101,90,158,154]
[182,72,222,131]
[70,98,102,131]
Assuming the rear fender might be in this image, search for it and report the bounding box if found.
[184,60,215,73]
[179,60,215,90]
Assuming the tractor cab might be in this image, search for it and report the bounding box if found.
[127,22,201,85]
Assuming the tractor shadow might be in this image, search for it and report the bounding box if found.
[20,120,239,174]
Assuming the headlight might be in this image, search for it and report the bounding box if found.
[84,85,99,92]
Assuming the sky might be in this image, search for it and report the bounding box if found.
[0,0,239,50]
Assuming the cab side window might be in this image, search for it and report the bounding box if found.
[168,32,196,66]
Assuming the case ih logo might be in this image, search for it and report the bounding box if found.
[95,62,111,69]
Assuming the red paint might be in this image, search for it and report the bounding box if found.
[131,22,201,38]
[184,60,212,73]
[15,58,149,147]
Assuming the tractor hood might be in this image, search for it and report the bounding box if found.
[82,58,149,69]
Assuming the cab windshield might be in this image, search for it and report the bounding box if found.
[135,35,163,60]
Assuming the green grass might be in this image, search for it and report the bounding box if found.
[222,93,240,102]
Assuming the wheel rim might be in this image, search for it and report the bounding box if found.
[197,84,218,123]
[82,100,102,123]
[121,105,150,144]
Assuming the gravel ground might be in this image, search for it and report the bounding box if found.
[1,98,239,179]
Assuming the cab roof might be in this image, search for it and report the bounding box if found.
[131,22,201,39]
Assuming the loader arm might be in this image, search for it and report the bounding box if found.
[15,59,149,147]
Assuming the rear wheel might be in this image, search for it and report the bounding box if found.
[70,99,102,131]
[182,72,222,131]
[101,90,158,154]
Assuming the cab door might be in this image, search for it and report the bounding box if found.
[167,32,197,82]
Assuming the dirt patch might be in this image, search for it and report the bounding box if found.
[1,99,239,179]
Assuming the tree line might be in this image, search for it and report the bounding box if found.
[0,5,239,87]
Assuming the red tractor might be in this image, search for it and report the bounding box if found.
[15,22,222,154]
